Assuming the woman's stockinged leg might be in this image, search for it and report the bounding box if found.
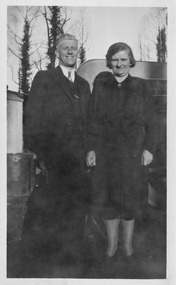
[103,219,120,257]
[122,219,135,256]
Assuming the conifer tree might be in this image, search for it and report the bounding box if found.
[156,26,167,62]
[44,6,70,68]
[19,18,31,95]
[79,45,86,64]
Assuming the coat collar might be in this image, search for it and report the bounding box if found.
[96,71,132,85]
[109,73,132,85]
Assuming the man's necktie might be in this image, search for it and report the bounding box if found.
[68,70,73,82]
[67,69,79,98]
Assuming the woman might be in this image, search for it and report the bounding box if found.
[86,42,157,260]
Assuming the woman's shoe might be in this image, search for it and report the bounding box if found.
[124,252,138,263]
[100,254,116,278]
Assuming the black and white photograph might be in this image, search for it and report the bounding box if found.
[1,0,176,284]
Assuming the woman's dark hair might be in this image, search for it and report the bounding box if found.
[106,42,136,69]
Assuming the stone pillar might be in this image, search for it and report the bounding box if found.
[7,90,35,242]
[7,90,23,154]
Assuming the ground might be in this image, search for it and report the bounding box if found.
[7,197,166,279]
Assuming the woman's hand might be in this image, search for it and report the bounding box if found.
[86,151,96,167]
[141,150,153,166]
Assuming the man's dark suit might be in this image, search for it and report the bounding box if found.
[22,66,91,267]
[25,65,91,163]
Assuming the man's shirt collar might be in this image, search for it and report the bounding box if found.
[60,65,75,82]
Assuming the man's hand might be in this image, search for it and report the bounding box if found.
[86,151,96,167]
[141,150,153,166]
[24,149,37,160]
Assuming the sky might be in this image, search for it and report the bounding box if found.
[7,5,164,91]
[84,7,152,59]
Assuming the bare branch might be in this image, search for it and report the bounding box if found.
[28,7,42,24]
[8,25,22,43]
[31,52,48,70]
[9,64,20,86]
[43,6,51,50]
[16,6,25,20]
[30,42,47,56]
[61,17,71,30]
[8,46,21,60]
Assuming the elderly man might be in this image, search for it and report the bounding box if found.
[22,33,91,272]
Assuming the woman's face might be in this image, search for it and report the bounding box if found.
[111,50,131,77]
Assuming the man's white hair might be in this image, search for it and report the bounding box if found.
[56,33,78,48]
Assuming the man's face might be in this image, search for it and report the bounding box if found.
[57,39,79,68]
[111,50,131,77]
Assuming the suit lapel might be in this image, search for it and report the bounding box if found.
[49,66,73,101]
[75,74,87,123]
[49,67,88,124]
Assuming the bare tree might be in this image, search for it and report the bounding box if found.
[8,6,44,143]
[70,9,90,65]
[138,33,144,61]
[7,6,42,89]
[7,5,72,92]
[75,17,88,64]
[138,8,167,62]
